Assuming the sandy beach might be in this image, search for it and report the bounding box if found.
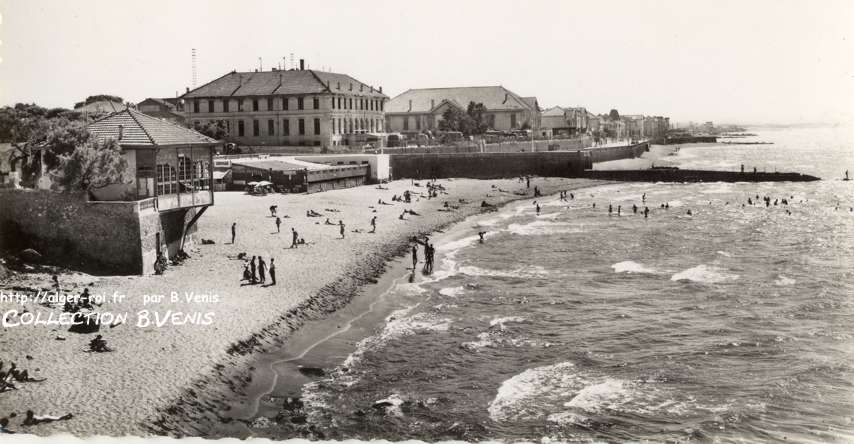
[0,177,609,437]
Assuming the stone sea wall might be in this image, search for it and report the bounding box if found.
[0,189,143,274]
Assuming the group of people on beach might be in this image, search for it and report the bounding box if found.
[240,255,276,286]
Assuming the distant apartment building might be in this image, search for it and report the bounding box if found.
[137,98,187,125]
[385,86,540,133]
[540,106,592,136]
[620,115,670,140]
[181,61,388,152]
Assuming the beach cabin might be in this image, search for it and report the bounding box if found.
[87,109,220,273]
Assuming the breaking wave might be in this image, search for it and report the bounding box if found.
[671,265,739,284]
[612,261,657,274]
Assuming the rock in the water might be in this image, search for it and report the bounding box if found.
[297,367,325,377]
[18,249,43,263]
[283,397,304,412]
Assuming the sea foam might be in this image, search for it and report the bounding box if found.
[671,265,739,284]
[612,261,657,274]
[507,220,583,236]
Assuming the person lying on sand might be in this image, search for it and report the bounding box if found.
[325,218,335,225]
[325,208,340,212]
[406,209,420,216]
[22,410,73,426]
[378,199,392,205]
[0,417,13,434]
[376,185,389,190]
[306,209,323,217]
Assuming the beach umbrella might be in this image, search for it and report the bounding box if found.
[247,181,259,186]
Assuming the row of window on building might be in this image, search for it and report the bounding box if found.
[193,116,384,138]
[192,96,384,114]
[155,159,210,196]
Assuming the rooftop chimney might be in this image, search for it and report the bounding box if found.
[299,59,305,70]
[379,86,383,93]
[408,99,412,112]
[186,87,190,94]
[118,124,124,140]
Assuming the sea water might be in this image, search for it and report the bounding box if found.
[260,126,854,442]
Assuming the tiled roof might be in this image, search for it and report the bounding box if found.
[542,106,566,117]
[87,108,218,147]
[522,97,540,112]
[182,70,388,99]
[386,86,533,114]
[138,97,177,110]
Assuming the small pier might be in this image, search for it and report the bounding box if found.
[581,169,820,183]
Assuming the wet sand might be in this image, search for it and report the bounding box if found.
[0,177,608,437]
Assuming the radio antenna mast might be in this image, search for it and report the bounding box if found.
[191,48,198,88]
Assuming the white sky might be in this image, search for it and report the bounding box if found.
[1,0,852,124]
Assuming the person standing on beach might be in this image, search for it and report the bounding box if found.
[291,228,299,249]
[424,243,435,274]
[270,205,277,217]
[231,223,237,244]
[275,217,282,233]
[642,193,646,203]
[632,204,638,214]
[644,206,650,218]
[250,256,257,284]
[269,258,276,286]
[339,220,346,239]
[411,244,418,270]
[526,176,530,189]
[608,204,613,215]
[617,205,621,216]
[370,216,377,233]
[536,203,541,215]
[258,257,267,284]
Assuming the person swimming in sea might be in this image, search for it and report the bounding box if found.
[478,231,486,243]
